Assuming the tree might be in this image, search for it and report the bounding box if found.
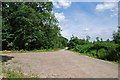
[86,35,91,41]
[113,26,120,60]
[100,38,103,41]
[2,2,67,50]
[2,2,42,50]
[106,39,110,42]
[96,37,99,41]
[113,26,120,44]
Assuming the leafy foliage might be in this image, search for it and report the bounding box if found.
[68,35,120,62]
[113,26,120,44]
[2,2,68,50]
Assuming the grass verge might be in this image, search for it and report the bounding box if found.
[1,48,62,54]
[0,50,27,54]
[68,49,119,64]
[30,48,59,52]
[2,63,38,79]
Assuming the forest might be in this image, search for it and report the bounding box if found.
[2,2,68,50]
[2,2,120,63]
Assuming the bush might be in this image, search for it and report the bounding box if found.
[74,45,82,52]
[89,50,97,57]
[68,36,119,63]
[81,44,92,53]
[74,44,93,53]
[97,48,107,59]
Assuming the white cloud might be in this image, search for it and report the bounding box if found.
[96,3,117,11]
[59,0,72,8]
[110,13,117,17]
[58,9,117,41]
[82,28,89,31]
[52,2,61,8]
[102,0,119,2]
[96,2,118,17]
[50,0,71,8]
[55,12,65,22]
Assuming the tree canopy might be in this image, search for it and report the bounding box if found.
[2,2,68,50]
[113,26,120,44]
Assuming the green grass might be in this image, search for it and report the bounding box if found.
[1,48,61,54]
[2,64,28,79]
[31,48,61,52]
[31,49,55,52]
[3,70,38,79]
[1,50,27,54]
[3,69,39,79]
[4,69,26,79]
[2,63,38,79]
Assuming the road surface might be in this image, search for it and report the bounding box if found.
[3,50,118,78]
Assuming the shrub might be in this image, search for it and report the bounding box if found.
[97,48,107,59]
[74,44,93,53]
[89,50,97,57]
[68,36,119,62]
[74,45,82,52]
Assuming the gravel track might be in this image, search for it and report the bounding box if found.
[3,50,118,78]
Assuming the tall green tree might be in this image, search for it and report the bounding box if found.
[2,2,67,50]
[113,26,120,44]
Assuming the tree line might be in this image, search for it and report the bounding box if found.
[67,26,120,62]
[2,2,68,50]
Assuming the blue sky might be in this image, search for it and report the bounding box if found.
[52,1,118,41]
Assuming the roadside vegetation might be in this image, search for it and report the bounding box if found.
[67,26,120,63]
[2,2,68,51]
[2,63,37,79]
[31,48,61,52]
[1,48,61,54]
[3,69,28,79]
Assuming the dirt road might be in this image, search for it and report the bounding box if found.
[3,50,118,78]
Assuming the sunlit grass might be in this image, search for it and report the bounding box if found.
[2,63,38,79]
[1,48,61,54]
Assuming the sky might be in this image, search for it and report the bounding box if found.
[51,0,118,41]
